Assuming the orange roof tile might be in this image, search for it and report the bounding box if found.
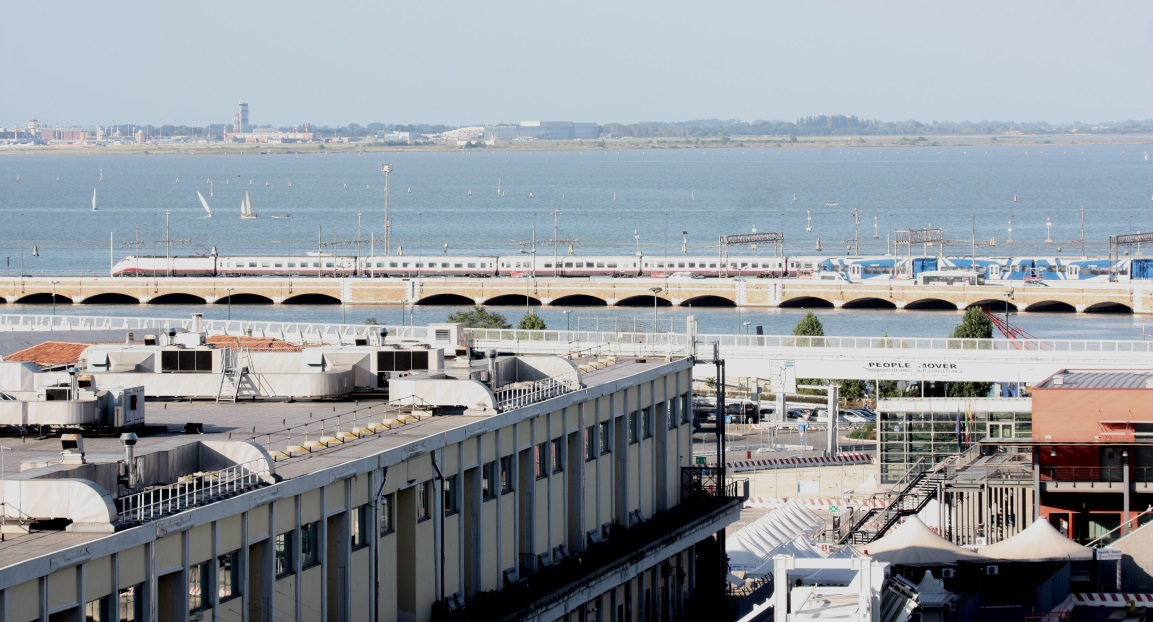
[4,341,93,368]
[205,335,303,352]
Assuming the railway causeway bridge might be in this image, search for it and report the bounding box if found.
[1,275,1150,314]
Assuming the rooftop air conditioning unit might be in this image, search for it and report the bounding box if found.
[986,565,999,576]
[940,568,956,579]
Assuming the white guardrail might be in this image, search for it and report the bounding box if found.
[116,460,271,525]
[3,313,1153,355]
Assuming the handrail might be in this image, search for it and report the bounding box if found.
[1086,505,1153,548]
[116,459,270,525]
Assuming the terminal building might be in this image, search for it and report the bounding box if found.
[484,122,600,142]
[0,321,741,621]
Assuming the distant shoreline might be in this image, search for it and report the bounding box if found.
[2,133,1151,156]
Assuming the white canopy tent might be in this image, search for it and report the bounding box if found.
[978,518,1093,561]
[863,517,988,566]
[728,501,825,571]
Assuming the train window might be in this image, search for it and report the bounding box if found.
[274,263,283,268]
[544,262,553,268]
[606,263,616,268]
[468,263,476,268]
[597,262,604,268]
[287,262,296,268]
[688,263,696,268]
[249,262,257,267]
[709,263,716,268]
[454,263,463,268]
[678,262,686,268]
[261,262,270,267]
[564,262,574,268]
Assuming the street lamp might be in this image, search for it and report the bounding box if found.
[381,164,393,256]
[743,321,751,335]
[225,287,235,321]
[650,287,662,335]
[50,280,60,316]
[562,309,572,332]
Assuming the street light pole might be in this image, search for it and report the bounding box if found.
[226,287,235,321]
[50,280,59,316]
[381,164,393,256]
[650,287,662,336]
[563,310,571,332]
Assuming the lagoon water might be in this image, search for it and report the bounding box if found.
[2,144,1151,339]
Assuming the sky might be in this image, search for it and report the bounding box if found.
[3,0,1151,128]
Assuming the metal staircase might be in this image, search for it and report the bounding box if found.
[839,456,951,545]
[216,347,251,403]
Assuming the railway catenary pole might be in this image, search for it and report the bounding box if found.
[381,164,393,257]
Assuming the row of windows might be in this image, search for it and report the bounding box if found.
[224,261,334,268]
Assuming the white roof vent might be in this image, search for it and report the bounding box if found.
[1050,375,1064,386]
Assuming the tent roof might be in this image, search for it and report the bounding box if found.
[727,501,825,571]
[978,519,1093,561]
[863,517,987,566]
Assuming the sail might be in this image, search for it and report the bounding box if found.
[197,191,212,217]
[91,188,97,211]
[240,190,257,219]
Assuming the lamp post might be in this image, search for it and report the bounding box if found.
[563,310,571,332]
[225,287,235,321]
[381,164,393,256]
[743,321,751,336]
[650,287,662,336]
[0,445,11,541]
[50,280,60,316]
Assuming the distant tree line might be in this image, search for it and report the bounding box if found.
[111,116,1153,141]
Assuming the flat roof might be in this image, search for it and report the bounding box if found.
[0,355,683,567]
[1035,369,1153,390]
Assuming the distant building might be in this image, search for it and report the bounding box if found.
[484,121,600,143]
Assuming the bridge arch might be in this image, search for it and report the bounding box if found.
[15,293,73,304]
[841,297,898,310]
[906,298,961,311]
[1084,301,1133,314]
[216,293,274,305]
[967,299,1019,313]
[416,293,476,306]
[484,295,542,307]
[779,296,835,309]
[283,293,341,305]
[550,294,608,307]
[616,295,672,307]
[1024,300,1077,313]
[0,296,5,303]
[82,293,140,304]
[149,293,207,305]
[680,295,735,307]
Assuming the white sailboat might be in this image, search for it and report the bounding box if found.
[91,188,98,211]
[197,190,213,218]
[240,190,258,219]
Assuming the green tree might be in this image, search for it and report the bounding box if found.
[793,312,826,391]
[947,308,994,397]
[517,311,547,330]
[364,317,380,325]
[839,379,867,402]
[951,307,994,340]
[446,306,511,329]
[792,312,825,338]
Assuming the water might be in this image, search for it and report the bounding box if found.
[2,145,1152,339]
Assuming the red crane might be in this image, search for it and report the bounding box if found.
[980,307,1046,350]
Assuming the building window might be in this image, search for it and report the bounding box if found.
[500,455,515,494]
[417,481,432,520]
[599,421,612,455]
[379,494,395,535]
[351,504,369,549]
[644,407,654,439]
[668,400,678,430]
[482,462,497,501]
[552,438,565,473]
[682,393,692,424]
[585,425,596,461]
[85,596,109,622]
[628,411,639,444]
[301,521,320,569]
[536,442,549,479]
[443,475,459,515]
[189,560,210,612]
[119,584,143,622]
[218,550,240,601]
[275,531,294,577]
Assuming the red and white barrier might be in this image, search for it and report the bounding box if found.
[724,451,873,473]
[1072,593,1153,607]
[743,497,888,509]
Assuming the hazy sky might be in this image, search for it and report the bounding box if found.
[3,0,1151,128]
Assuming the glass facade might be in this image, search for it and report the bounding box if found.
[878,399,1032,483]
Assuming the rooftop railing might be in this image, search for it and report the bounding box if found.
[116,459,270,526]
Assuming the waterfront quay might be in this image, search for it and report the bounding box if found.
[2,275,1150,314]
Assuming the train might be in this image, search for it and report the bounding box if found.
[110,252,1153,282]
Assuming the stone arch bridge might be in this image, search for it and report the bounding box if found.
[0,277,1148,314]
